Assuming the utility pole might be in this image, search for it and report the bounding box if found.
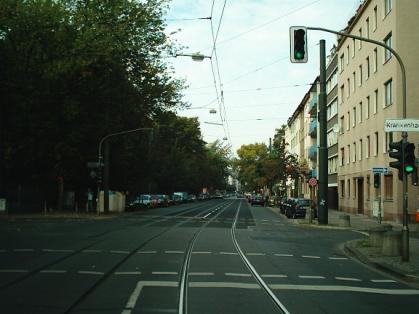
[318,39,328,225]
[103,141,110,214]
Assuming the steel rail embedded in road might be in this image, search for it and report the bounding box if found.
[232,200,291,314]
[65,200,231,314]
[178,200,236,314]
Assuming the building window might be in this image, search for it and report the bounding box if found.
[374,89,378,114]
[366,175,370,200]
[385,132,393,153]
[339,54,344,72]
[358,28,362,50]
[352,107,356,127]
[352,38,355,58]
[384,175,393,200]
[373,6,378,31]
[340,180,345,198]
[346,111,350,130]
[359,102,363,123]
[346,45,350,65]
[347,144,350,164]
[340,147,345,166]
[366,17,370,38]
[327,129,337,146]
[348,179,351,198]
[347,78,351,98]
[384,0,392,16]
[366,56,370,79]
[374,132,379,156]
[366,136,370,158]
[384,32,392,62]
[353,142,356,162]
[353,178,357,199]
[340,116,345,134]
[340,85,345,104]
[384,79,393,107]
[359,65,363,86]
[359,139,363,160]
[373,48,378,72]
[327,98,338,120]
[366,96,370,119]
[352,72,356,92]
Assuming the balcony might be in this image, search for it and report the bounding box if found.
[308,95,318,113]
[309,119,317,137]
[308,145,317,160]
[311,168,317,178]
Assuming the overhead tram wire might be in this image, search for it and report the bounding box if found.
[209,0,232,146]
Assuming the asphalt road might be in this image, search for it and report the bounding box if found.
[0,198,418,314]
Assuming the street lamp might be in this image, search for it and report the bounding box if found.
[97,127,153,214]
[175,52,212,62]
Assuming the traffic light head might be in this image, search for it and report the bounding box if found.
[373,173,380,188]
[389,140,403,181]
[290,26,307,63]
[404,143,415,174]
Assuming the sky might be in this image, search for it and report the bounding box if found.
[164,0,362,154]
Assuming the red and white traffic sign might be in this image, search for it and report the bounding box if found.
[308,177,317,186]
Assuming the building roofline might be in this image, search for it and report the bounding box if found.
[337,0,370,49]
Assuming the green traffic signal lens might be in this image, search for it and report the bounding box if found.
[295,51,304,59]
[405,165,414,173]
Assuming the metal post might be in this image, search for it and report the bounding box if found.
[104,141,110,214]
[402,132,409,261]
[318,39,328,225]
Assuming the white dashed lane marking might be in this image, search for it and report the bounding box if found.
[114,272,142,275]
[13,249,34,252]
[152,271,178,275]
[40,270,68,274]
[77,271,104,275]
[274,253,294,257]
[298,275,326,279]
[371,279,397,283]
[261,274,288,278]
[0,269,29,273]
[335,277,362,282]
[328,257,348,260]
[225,273,252,277]
[43,249,74,253]
[110,250,130,254]
[137,250,157,254]
[165,251,184,254]
[246,253,266,256]
[189,272,215,276]
[82,249,102,253]
[219,252,238,255]
[192,251,212,254]
[302,255,321,259]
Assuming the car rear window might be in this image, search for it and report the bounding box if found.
[298,200,311,206]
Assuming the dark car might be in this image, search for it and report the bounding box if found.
[250,195,265,206]
[285,198,314,219]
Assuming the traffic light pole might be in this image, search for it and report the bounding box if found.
[307,27,409,261]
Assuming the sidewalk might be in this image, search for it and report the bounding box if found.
[271,206,419,284]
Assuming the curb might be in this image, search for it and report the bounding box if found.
[344,239,419,284]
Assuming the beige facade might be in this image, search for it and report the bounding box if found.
[337,0,419,222]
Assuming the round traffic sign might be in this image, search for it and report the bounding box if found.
[308,177,317,186]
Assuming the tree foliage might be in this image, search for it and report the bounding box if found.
[0,0,230,211]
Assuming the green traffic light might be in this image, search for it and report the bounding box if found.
[295,51,304,59]
[405,165,414,173]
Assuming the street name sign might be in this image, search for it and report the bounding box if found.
[372,167,389,174]
[384,119,419,132]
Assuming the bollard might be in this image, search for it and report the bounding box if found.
[369,224,392,247]
[338,214,351,227]
[381,231,402,256]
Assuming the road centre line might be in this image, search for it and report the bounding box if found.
[328,257,348,260]
[219,252,238,255]
[298,275,326,279]
[245,253,265,256]
[371,279,397,283]
[302,255,321,259]
[137,250,157,254]
[165,250,184,254]
[78,271,104,275]
[110,250,130,254]
[335,277,362,282]
[274,253,294,257]
[192,251,212,254]
[225,272,252,277]
[152,271,178,275]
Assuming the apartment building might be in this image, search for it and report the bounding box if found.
[337,0,419,222]
[285,77,319,199]
[326,48,339,209]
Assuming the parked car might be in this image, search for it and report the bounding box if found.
[149,195,159,208]
[285,198,314,219]
[173,192,188,203]
[157,194,170,207]
[250,195,265,206]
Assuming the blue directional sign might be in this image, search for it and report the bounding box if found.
[372,167,389,174]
